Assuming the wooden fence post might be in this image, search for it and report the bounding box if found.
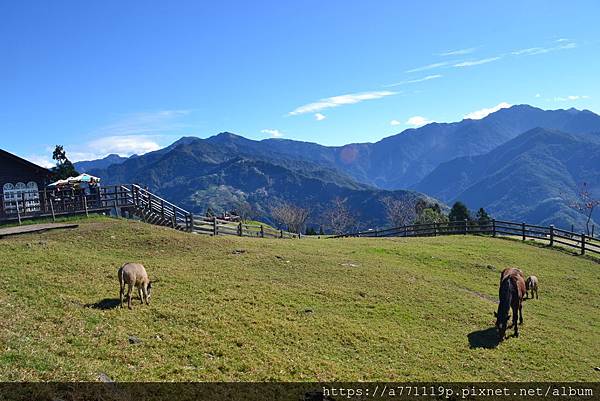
[434,223,438,236]
[50,198,56,222]
[280,229,283,239]
[581,233,586,255]
[213,216,218,236]
[238,221,243,236]
[549,225,554,247]
[188,213,194,232]
[522,222,526,241]
[16,197,22,225]
[260,225,264,238]
[83,196,89,217]
[492,219,496,237]
[464,219,468,235]
[592,225,595,238]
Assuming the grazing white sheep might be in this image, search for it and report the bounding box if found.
[118,263,153,309]
[525,275,539,299]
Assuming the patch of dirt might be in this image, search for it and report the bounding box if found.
[461,287,497,303]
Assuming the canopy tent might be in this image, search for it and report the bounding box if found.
[48,174,101,187]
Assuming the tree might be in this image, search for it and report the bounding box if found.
[271,202,310,234]
[233,201,256,223]
[322,197,357,235]
[567,182,600,235]
[381,196,414,228]
[448,201,470,222]
[476,207,491,225]
[305,227,317,235]
[51,145,78,180]
[414,207,449,225]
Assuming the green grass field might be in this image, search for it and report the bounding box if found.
[0,217,598,381]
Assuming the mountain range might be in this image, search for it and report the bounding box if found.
[80,105,600,231]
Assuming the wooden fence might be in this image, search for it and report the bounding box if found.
[334,219,600,256]
[0,183,300,239]
[192,215,299,238]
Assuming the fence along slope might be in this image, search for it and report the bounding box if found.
[334,219,599,256]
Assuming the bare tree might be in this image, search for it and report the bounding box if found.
[271,202,310,234]
[233,201,256,223]
[567,182,600,235]
[322,197,357,235]
[381,196,414,228]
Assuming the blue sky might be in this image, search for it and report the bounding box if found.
[1,1,599,166]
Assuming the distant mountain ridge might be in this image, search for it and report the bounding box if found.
[415,127,600,229]
[88,136,436,229]
[80,105,600,230]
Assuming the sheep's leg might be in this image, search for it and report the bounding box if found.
[138,287,143,304]
[127,284,133,310]
[119,284,124,308]
[142,285,149,305]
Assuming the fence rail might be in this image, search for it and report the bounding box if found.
[334,219,600,256]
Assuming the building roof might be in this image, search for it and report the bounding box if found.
[0,149,52,175]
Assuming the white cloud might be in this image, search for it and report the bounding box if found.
[464,102,511,120]
[25,155,54,169]
[512,40,577,56]
[406,116,433,127]
[535,93,541,98]
[63,109,195,161]
[390,120,401,126]
[405,61,450,73]
[453,56,502,67]
[288,91,396,116]
[437,47,477,56]
[261,129,284,138]
[314,113,326,121]
[553,95,590,101]
[384,74,442,88]
[69,135,162,161]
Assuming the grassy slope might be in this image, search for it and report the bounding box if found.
[0,217,598,381]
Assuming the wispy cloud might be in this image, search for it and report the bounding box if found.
[405,61,450,73]
[390,119,401,126]
[511,40,577,56]
[464,102,511,120]
[384,74,442,88]
[89,110,192,137]
[437,47,477,56]
[314,113,326,121]
[406,116,433,127]
[261,129,284,138]
[553,95,590,101]
[288,91,396,116]
[58,109,195,162]
[453,56,502,67]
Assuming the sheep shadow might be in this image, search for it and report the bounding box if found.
[85,298,121,310]
[467,327,501,349]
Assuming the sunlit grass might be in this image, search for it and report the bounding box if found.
[0,217,598,381]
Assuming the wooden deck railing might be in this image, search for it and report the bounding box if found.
[334,219,600,256]
[0,183,300,239]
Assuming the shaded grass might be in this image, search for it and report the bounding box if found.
[0,217,598,381]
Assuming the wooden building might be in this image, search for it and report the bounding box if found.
[0,149,52,217]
